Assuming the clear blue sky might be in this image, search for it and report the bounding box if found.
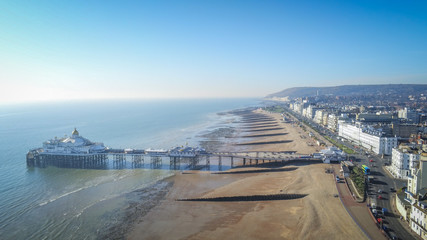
[1,0,426,103]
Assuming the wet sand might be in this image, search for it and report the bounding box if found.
[126,110,368,240]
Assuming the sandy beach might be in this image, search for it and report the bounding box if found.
[126,109,367,240]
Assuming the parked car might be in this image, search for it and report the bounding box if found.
[382,224,388,231]
[382,208,388,216]
[388,232,398,240]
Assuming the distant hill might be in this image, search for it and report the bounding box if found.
[266,84,427,99]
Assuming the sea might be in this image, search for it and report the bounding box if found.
[0,98,260,240]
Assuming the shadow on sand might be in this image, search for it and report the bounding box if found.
[244,127,284,132]
[212,167,298,174]
[241,133,288,138]
[236,140,292,146]
[176,193,308,202]
[242,124,279,129]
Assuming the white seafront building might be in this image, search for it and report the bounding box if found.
[394,153,427,239]
[390,146,420,179]
[42,128,106,155]
[290,102,305,115]
[404,155,427,239]
[410,198,427,239]
[304,105,318,119]
[327,114,339,132]
[338,122,398,155]
[314,109,328,126]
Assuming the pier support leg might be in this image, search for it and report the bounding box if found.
[191,157,196,170]
[243,158,246,166]
[206,156,210,170]
[231,157,234,168]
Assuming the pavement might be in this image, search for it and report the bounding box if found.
[334,165,387,240]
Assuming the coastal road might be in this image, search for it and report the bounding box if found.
[335,168,387,240]
[363,155,418,240]
[331,137,417,239]
[333,140,417,239]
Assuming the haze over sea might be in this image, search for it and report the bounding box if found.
[0,98,258,239]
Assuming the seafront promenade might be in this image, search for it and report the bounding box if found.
[334,164,387,240]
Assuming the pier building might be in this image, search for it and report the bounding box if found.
[27,129,108,168]
[42,128,106,154]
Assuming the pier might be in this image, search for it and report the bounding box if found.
[26,129,319,170]
[27,149,318,170]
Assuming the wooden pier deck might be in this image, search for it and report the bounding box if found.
[27,149,319,170]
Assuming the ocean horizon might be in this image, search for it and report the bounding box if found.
[0,98,260,240]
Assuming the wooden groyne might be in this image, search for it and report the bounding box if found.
[211,167,298,174]
[176,193,308,202]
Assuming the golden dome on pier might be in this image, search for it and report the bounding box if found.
[72,128,79,136]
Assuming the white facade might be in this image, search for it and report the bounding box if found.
[396,194,410,221]
[411,203,427,238]
[302,108,308,118]
[401,156,427,240]
[399,107,419,123]
[322,112,329,126]
[314,110,327,125]
[327,114,338,132]
[42,129,106,155]
[291,102,304,115]
[304,105,317,119]
[338,122,398,155]
[391,147,420,179]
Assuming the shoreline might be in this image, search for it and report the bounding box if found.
[98,177,175,240]
[99,110,247,238]
[110,109,367,239]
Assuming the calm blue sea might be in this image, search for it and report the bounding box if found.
[0,98,259,240]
